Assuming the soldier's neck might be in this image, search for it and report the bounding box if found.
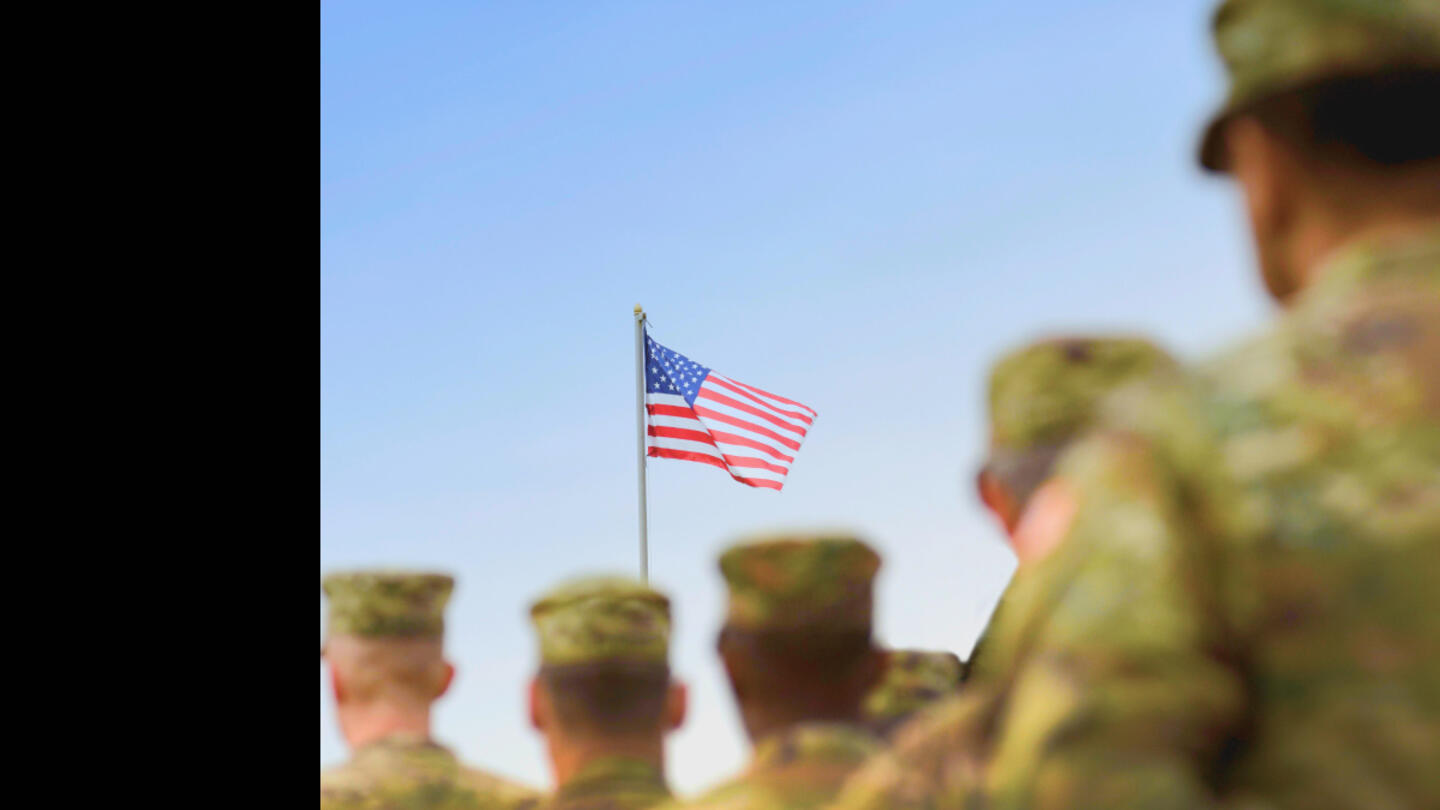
[548,734,663,787]
[340,702,433,750]
[742,704,861,743]
[1280,206,1440,303]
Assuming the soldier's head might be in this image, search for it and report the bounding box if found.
[979,337,1179,556]
[1199,0,1440,302]
[861,650,965,739]
[527,576,685,784]
[715,534,886,742]
[322,571,457,749]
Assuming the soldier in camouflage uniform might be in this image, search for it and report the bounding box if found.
[838,1,1440,807]
[528,576,684,810]
[861,650,965,739]
[321,570,541,810]
[659,534,888,810]
[830,337,1181,810]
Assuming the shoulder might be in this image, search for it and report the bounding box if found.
[655,776,765,810]
[457,765,545,809]
[320,759,380,810]
[829,694,990,810]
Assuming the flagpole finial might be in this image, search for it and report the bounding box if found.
[634,304,643,315]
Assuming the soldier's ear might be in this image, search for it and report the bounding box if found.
[977,468,1020,536]
[528,678,546,732]
[665,680,687,732]
[435,661,456,699]
[330,668,347,705]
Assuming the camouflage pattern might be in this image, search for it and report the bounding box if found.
[1200,0,1440,169]
[661,724,884,810]
[987,337,1179,454]
[541,756,671,810]
[719,534,880,630]
[531,576,671,666]
[861,651,964,737]
[320,733,542,810]
[323,570,455,639]
[834,228,1440,809]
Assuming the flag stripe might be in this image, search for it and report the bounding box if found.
[646,439,788,480]
[692,406,803,451]
[714,374,817,417]
[705,376,815,425]
[696,388,810,434]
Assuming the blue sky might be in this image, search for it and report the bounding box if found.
[321,0,1271,794]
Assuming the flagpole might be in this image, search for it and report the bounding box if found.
[633,304,649,582]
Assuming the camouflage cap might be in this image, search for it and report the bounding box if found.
[987,337,1178,454]
[862,650,965,726]
[719,533,881,631]
[322,570,455,639]
[1199,0,1440,170]
[530,576,671,666]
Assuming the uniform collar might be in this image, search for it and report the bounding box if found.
[749,722,883,772]
[555,756,670,803]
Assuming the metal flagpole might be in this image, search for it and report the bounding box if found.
[633,304,649,582]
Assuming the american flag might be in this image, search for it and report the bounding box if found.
[644,331,816,491]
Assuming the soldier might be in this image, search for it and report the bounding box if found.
[847,0,1440,806]
[861,650,965,740]
[528,576,685,810]
[321,570,541,810]
[660,534,888,810]
[830,337,1181,810]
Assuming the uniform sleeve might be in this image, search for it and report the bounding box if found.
[980,431,1251,810]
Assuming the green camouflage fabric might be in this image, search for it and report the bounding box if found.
[323,571,455,639]
[719,534,880,630]
[987,337,1180,454]
[1199,0,1440,169]
[661,724,884,810]
[833,228,1440,809]
[531,576,671,666]
[320,733,542,810]
[542,756,671,810]
[862,651,964,737]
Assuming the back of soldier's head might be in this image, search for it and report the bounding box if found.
[716,533,884,709]
[322,571,457,708]
[981,337,1179,527]
[529,576,675,738]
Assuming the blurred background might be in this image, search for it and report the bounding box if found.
[321,0,1268,793]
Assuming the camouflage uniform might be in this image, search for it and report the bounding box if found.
[830,338,1181,810]
[862,650,965,739]
[662,535,887,810]
[530,576,675,810]
[838,1,1440,805]
[321,571,541,810]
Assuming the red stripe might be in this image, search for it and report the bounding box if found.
[648,448,786,490]
[710,429,794,463]
[723,454,789,475]
[649,446,727,471]
[692,406,802,451]
[648,425,715,446]
[723,376,816,416]
[706,376,813,425]
[697,388,809,436]
[647,404,704,422]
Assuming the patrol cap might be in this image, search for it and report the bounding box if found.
[719,533,880,631]
[1199,0,1440,171]
[863,650,965,726]
[530,576,671,667]
[322,570,455,640]
[987,337,1178,454]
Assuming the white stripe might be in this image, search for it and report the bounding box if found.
[645,392,691,407]
[695,389,809,440]
[711,374,816,417]
[698,382,810,435]
[648,413,710,432]
[693,415,797,458]
[713,440,793,471]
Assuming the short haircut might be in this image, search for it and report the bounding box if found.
[1249,69,1440,167]
[538,660,670,736]
[718,625,874,692]
[327,635,448,705]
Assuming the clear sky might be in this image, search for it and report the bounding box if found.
[321,0,1272,794]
